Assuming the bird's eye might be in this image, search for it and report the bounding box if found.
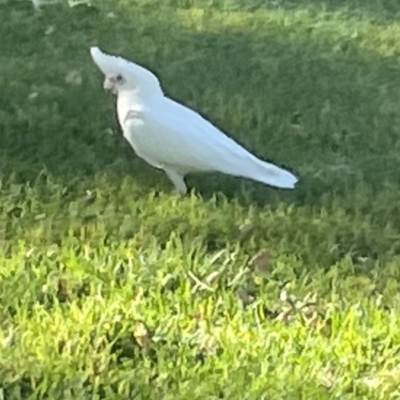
[116,74,123,82]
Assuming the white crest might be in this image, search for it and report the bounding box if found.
[89,47,163,96]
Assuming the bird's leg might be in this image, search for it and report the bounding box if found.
[164,168,187,195]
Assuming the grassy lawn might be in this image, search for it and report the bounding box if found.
[1,0,400,398]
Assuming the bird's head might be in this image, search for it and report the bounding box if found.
[102,72,130,95]
[89,47,163,97]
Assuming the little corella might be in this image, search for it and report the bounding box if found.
[89,46,298,195]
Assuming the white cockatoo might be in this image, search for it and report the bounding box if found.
[89,47,298,195]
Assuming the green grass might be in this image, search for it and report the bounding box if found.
[1,0,400,398]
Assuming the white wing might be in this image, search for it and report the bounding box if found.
[122,97,297,189]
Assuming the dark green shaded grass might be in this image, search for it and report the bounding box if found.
[1,0,400,398]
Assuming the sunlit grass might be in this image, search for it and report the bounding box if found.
[1,0,400,398]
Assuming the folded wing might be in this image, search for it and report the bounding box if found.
[123,97,298,189]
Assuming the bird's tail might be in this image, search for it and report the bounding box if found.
[242,156,298,189]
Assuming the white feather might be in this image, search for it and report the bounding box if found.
[90,47,298,194]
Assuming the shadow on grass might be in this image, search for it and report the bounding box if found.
[1,2,400,213]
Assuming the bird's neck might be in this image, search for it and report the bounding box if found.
[116,89,144,125]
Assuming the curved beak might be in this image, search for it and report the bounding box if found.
[103,77,117,94]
